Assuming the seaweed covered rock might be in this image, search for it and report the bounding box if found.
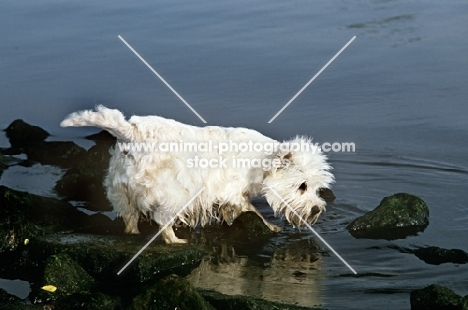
[26,233,207,286]
[4,119,49,148]
[0,186,88,253]
[129,274,214,310]
[410,284,468,310]
[414,246,468,265]
[347,193,429,240]
[35,253,96,303]
[54,292,120,310]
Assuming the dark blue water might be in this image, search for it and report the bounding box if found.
[1,1,467,308]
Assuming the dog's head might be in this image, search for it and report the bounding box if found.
[262,137,334,227]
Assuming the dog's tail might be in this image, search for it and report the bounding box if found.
[60,105,134,141]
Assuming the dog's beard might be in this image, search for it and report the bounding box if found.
[279,200,326,227]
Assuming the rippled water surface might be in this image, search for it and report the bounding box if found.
[1,1,467,308]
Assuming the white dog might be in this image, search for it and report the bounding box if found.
[61,106,333,244]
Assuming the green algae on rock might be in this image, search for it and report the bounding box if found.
[35,253,96,303]
[347,193,429,240]
[410,284,468,310]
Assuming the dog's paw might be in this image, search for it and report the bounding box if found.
[171,238,188,244]
[268,224,282,232]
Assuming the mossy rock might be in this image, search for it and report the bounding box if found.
[0,186,88,253]
[35,253,96,303]
[4,119,49,148]
[54,291,121,310]
[347,193,429,240]
[410,284,467,310]
[26,233,207,287]
[129,274,214,310]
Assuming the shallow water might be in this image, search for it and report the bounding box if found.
[1,0,467,308]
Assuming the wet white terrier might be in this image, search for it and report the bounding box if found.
[61,106,334,244]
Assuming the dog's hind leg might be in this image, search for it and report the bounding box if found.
[160,225,188,244]
[242,202,282,232]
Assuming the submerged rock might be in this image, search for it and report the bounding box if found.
[4,119,49,148]
[410,284,468,310]
[130,274,214,310]
[414,246,468,265]
[347,193,429,240]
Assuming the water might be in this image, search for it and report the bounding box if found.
[1,0,467,308]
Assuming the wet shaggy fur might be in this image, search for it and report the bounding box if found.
[61,106,334,243]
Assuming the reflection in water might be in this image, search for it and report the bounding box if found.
[187,238,324,307]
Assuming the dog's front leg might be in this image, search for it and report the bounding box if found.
[160,225,188,244]
[242,203,282,232]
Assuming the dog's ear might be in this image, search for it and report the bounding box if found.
[268,150,293,173]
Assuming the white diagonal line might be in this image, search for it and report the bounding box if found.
[117,187,206,275]
[118,35,207,124]
[267,187,357,274]
[268,36,356,123]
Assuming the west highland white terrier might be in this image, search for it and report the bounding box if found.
[61,106,334,244]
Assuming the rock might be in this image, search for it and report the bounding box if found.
[347,193,429,240]
[129,274,214,310]
[4,119,49,148]
[34,253,96,303]
[54,142,112,210]
[200,289,319,310]
[0,186,87,254]
[0,287,22,304]
[414,246,468,265]
[318,188,335,203]
[410,284,467,310]
[54,292,121,310]
[25,233,207,286]
[26,141,87,168]
[223,211,275,244]
[0,152,7,177]
[0,186,89,253]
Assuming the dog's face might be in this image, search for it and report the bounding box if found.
[219,203,243,226]
[262,137,334,227]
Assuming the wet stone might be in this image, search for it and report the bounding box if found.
[54,141,113,210]
[26,141,86,169]
[4,119,49,148]
[34,253,96,303]
[347,193,429,240]
[410,284,468,310]
[413,246,468,265]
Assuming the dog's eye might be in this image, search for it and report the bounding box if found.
[298,182,307,193]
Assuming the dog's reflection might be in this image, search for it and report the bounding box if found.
[187,238,324,307]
